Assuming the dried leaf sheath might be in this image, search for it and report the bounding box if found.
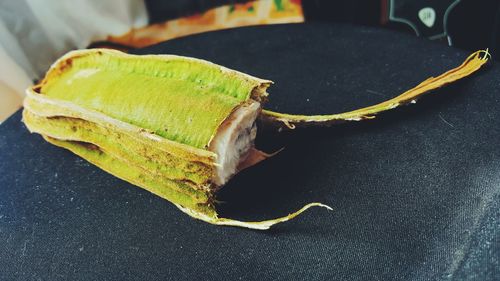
[261,50,491,128]
[23,49,329,229]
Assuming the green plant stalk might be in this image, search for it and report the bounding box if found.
[23,48,490,229]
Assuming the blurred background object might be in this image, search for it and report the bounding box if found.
[103,0,304,48]
[0,0,148,123]
[0,0,499,122]
[302,0,500,51]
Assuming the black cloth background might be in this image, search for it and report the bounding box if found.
[0,24,498,280]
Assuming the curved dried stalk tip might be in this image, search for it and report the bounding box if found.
[261,49,491,129]
[176,202,333,230]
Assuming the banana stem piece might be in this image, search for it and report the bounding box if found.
[22,48,489,230]
[23,49,328,230]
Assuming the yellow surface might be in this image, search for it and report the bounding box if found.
[107,0,304,48]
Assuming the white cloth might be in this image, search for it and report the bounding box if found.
[0,0,148,121]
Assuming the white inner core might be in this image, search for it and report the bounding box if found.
[210,101,260,186]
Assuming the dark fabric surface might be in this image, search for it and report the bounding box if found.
[0,23,498,281]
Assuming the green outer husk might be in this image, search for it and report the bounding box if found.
[38,49,271,149]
